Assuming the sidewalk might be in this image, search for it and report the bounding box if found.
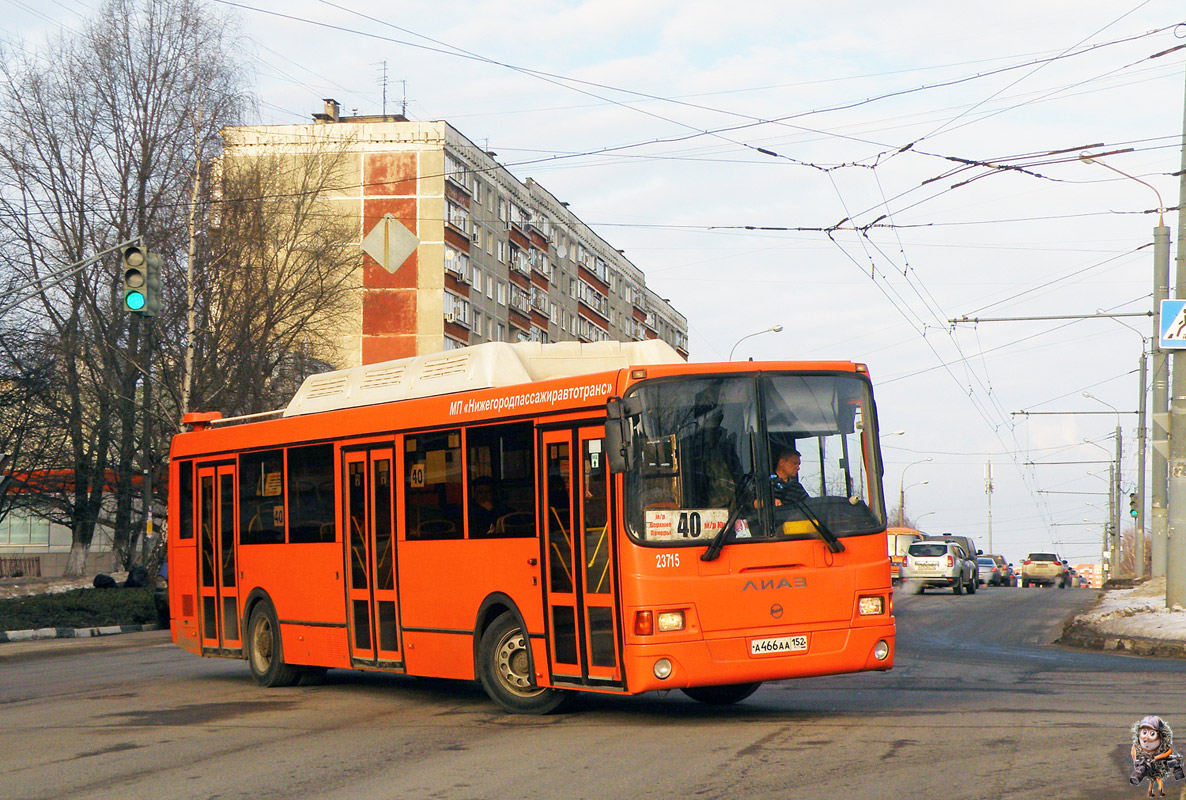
[0,570,161,646]
[1058,576,1186,659]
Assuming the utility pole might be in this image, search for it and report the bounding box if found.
[985,460,993,553]
[1113,424,1123,574]
[1153,223,1171,577]
[1107,462,1116,582]
[1137,351,1148,577]
[1168,60,1186,610]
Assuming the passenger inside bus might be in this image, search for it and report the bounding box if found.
[469,477,512,537]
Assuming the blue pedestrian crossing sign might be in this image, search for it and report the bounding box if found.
[1161,300,1186,348]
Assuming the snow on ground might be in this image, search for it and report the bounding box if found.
[0,573,128,600]
[1073,577,1186,640]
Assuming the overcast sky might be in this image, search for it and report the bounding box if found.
[5,0,1184,565]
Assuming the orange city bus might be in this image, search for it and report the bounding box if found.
[167,340,895,713]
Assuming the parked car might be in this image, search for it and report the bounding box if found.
[902,540,977,595]
[153,558,170,628]
[1020,552,1071,588]
[982,553,1014,586]
[924,533,983,585]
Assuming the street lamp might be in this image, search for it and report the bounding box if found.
[901,480,929,527]
[1078,153,1166,220]
[1080,150,1171,597]
[728,325,783,361]
[915,511,937,527]
[898,457,932,526]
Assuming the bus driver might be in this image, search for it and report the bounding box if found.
[771,448,810,506]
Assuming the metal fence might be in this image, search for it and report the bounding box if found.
[0,555,42,579]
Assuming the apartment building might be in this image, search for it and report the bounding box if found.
[221,100,688,368]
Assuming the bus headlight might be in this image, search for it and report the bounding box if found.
[656,610,685,632]
[873,640,890,661]
[858,595,884,616]
[653,658,673,679]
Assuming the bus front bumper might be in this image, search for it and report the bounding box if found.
[621,622,895,694]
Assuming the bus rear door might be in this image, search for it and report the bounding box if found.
[541,426,623,689]
[343,447,402,668]
[197,462,242,654]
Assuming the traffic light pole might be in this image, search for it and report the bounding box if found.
[140,319,154,565]
[119,241,159,564]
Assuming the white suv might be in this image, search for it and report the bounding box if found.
[902,540,977,595]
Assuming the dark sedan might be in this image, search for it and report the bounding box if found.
[977,556,1012,587]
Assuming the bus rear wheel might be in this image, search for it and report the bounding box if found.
[247,600,301,688]
[681,682,762,705]
[478,612,567,715]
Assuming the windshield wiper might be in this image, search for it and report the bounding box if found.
[701,472,754,562]
[781,493,846,553]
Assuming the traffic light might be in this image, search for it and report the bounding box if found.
[1130,492,1138,518]
[122,246,162,316]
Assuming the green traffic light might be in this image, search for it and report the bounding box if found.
[126,291,146,311]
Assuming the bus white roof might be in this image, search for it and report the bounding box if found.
[283,340,684,417]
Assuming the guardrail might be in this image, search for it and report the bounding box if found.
[0,555,42,578]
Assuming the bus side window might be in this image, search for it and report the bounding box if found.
[240,450,285,545]
[178,460,194,540]
[465,421,536,538]
[405,430,463,540]
[287,444,335,543]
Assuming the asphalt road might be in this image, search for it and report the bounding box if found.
[2,586,1184,800]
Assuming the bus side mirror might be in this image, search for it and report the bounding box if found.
[605,396,639,473]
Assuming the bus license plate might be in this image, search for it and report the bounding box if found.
[750,635,808,655]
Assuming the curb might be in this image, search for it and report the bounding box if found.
[1059,620,1186,660]
[0,623,161,643]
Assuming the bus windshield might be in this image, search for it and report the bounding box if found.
[624,372,885,546]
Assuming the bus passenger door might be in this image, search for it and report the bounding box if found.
[541,426,623,688]
[197,463,241,654]
[343,447,402,668]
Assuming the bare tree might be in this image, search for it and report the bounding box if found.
[168,140,360,419]
[0,322,58,527]
[0,0,247,574]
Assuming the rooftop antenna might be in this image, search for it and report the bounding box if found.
[375,60,388,116]
[400,78,407,117]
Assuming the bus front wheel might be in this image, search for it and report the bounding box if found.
[478,612,567,715]
[682,682,762,705]
[247,600,301,688]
